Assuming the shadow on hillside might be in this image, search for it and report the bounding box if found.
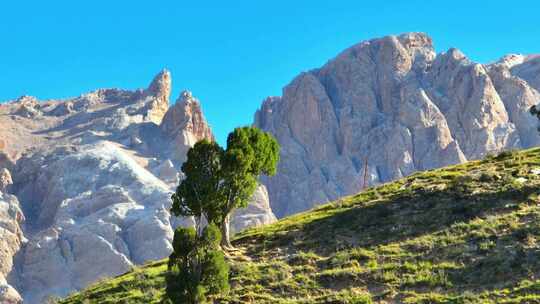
[241,183,540,256]
[445,224,540,291]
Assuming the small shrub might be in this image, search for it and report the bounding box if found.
[496,149,517,160]
[484,153,496,161]
[289,251,321,266]
[448,174,474,195]
[478,240,496,253]
[166,224,229,304]
[479,171,498,182]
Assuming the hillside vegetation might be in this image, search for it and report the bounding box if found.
[60,148,540,303]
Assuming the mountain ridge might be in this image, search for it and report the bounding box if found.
[256,32,540,217]
[0,72,276,303]
[2,31,540,303]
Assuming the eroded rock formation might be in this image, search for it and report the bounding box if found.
[255,33,540,217]
[0,169,24,304]
[0,71,276,303]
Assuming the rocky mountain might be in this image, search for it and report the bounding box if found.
[0,71,276,303]
[255,32,540,217]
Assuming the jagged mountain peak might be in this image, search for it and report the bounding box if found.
[144,69,172,124]
[496,54,527,69]
[160,90,214,164]
[444,47,468,61]
[145,68,171,99]
[160,90,212,137]
[256,33,540,217]
[0,71,276,303]
[178,89,194,102]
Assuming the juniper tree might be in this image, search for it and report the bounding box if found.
[171,126,280,248]
[171,139,224,236]
[218,127,280,247]
[167,127,278,301]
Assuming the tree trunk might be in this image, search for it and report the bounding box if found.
[194,216,202,238]
[220,214,232,249]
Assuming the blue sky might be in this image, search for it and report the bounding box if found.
[1,0,539,144]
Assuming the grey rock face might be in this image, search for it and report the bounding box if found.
[255,33,540,217]
[231,185,277,233]
[145,69,172,125]
[160,90,214,165]
[511,55,540,91]
[14,143,173,302]
[0,171,24,304]
[0,71,277,303]
[0,168,13,193]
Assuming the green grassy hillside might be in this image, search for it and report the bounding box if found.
[61,148,540,304]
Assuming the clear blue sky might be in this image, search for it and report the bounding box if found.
[1,0,539,144]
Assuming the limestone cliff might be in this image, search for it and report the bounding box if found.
[0,71,276,303]
[255,33,540,217]
[0,169,24,304]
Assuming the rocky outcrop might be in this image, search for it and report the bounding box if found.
[13,143,178,302]
[13,96,41,118]
[0,169,24,304]
[487,57,540,148]
[0,282,22,304]
[0,169,13,193]
[511,55,540,91]
[232,185,277,233]
[160,90,214,164]
[145,69,172,124]
[255,33,540,217]
[0,71,276,303]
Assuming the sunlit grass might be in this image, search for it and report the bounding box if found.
[62,148,540,303]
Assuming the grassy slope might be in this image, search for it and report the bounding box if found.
[61,148,540,304]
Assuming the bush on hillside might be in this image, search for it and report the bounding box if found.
[165,224,229,304]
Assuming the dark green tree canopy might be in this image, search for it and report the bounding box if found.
[218,127,280,247]
[221,127,280,210]
[166,224,229,304]
[171,227,197,259]
[171,139,224,232]
[171,126,280,248]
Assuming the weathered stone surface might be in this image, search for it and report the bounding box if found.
[488,57,540,148]
[0,168,13,193]
[145,69,172,124]
[232,185,277,233]
[511,55,540,91]
[153,159,180,185]
[0,281,22,304]
[160,90,214,165]
[48,101,75,117]
[13,96,41,118]
[0,171,24,304]
[255,33,540,217]
[15,143,173,302]
[0,71,277,303]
